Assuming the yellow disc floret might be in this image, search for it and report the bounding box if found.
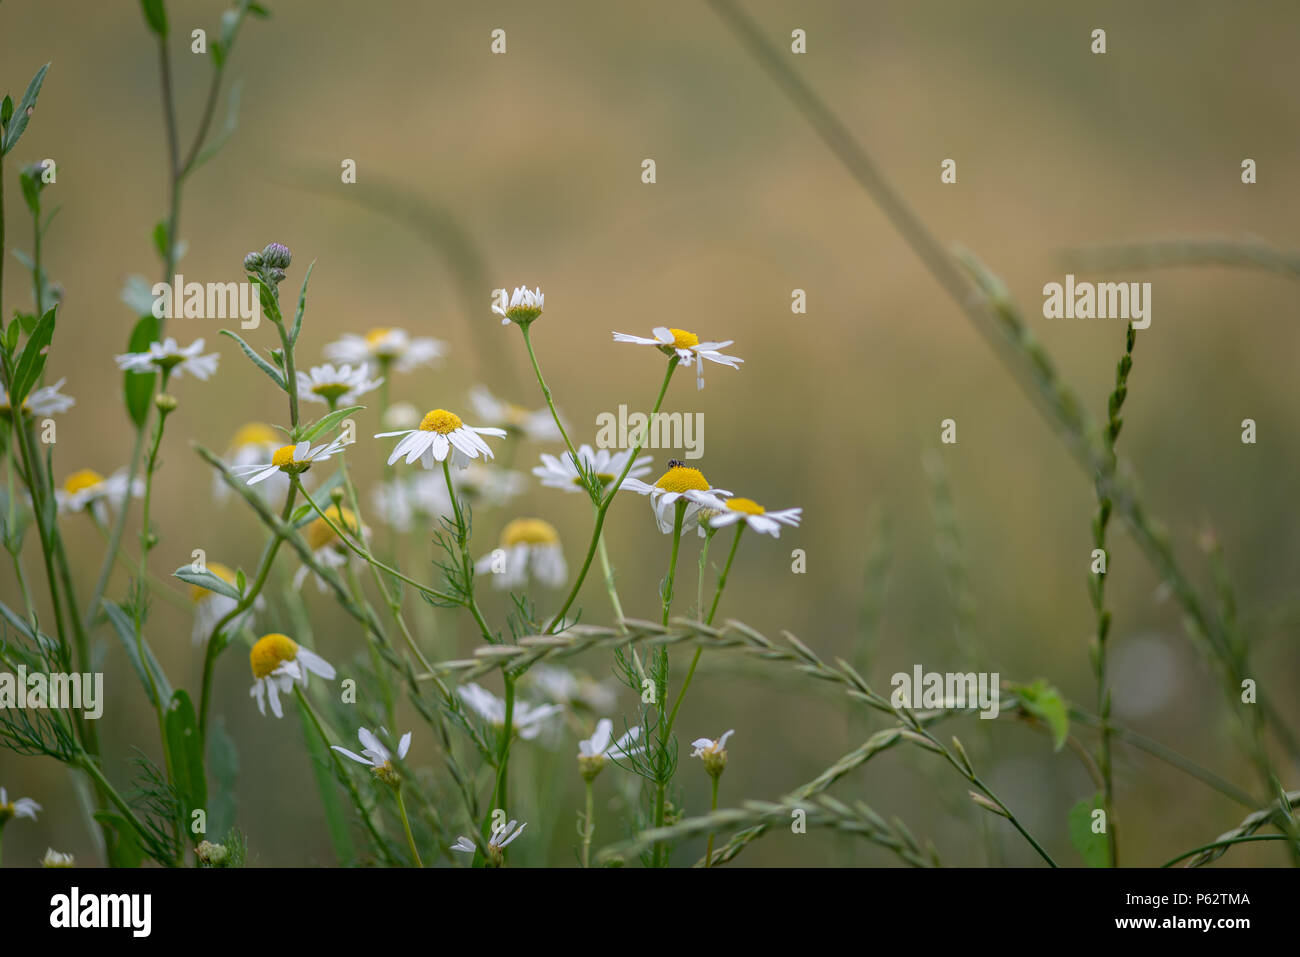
[725,498,765,515]
[501,517,560,547]
[271,445,298,468]
[250,633,299,679]
[307,505,360,551]
[419,409,463,434]
[365,327,394,347]
[63,469,105,496]
[668,329,699,349]
[190,562,238,603]
[232,423,278,447]
[654,465,709,494]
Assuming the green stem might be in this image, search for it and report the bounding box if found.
[520,324,579,464]
[706,774,719,867]
[661,502,686,626]
[582,779,595,868]
[1161,834,1290,868]
[395,787,424,867]
[596,531,626,627]
[440,458,494,641]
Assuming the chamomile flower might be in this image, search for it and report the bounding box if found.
[526,664,618,714]
[467,385,561,441]
[248,632,336,719]
[1,377,74,419]
[611,326,742,390]
[114,337,219,381]
[54,468,143,522]
[232,438,347,485]
[686,491,803,537]
[622,461,731,534]
[41,849,74,868]
[214,423,291,503]
[297,363,383,407]
[474,518,567,589]
[293,505,366,592]
[332,726,411,786]
[690,728,734,777]
[453,462,527,507]
[577,718,643,780]
[452,818,527,864]
[370,473,452,532]
[533,444,653,495]
[492,285,544,326]
[0,786,41,824]
[457,683,563,740]
[188,561,260,645]
[376,409,506,470]
[324,328,445,374]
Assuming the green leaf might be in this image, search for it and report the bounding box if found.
[152,220,170,261]
[1,63,50,156]
[9,307,56,409]
[1014,679,1069,752]
[0,95,12,131]
[219,328,286,389]
[247,2,272,17]
[188,81,241,174]
[139,0,168,38]
[93,811,146,869]
[102,600,173,708]
[173,564,241,601]
[208,716,239,840]
[249,274,283,324]
[298,405,362,444]
[289,259,315,344]
[1068,793,1111,867]
[19,167,41,214]
[123,314,160,427]
[165,690,207,832]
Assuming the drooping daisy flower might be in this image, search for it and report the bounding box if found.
[451,818,527,865]
[467,385,561,441]
[293,505,366,592]
[533,444,653,495]
[577,718,643,779]
[690,728,734,777]
[474,518,567,589]
[0,786,41,824]
[297,362,383,407]
[324,328,445,374]
[1,377,74,419]
[621,461,731,535]
[332,726,411,786]
[457,682,563,740]
[115,337,219,381]
[213,422,290,503]
[492,285,544,326]
[376,409,506,470]
[453,462,527,507]
[526,664,618,714]
[41,849,74,868]
[611,326,742,390]
[248,632,336,719]
[686,491,803,538]
[54,468,143,522]
[232,438,347,486]
[188,562,260,645]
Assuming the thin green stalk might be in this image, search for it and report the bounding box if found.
[440,458,493,642]
[661,502,686,626]
[582,779,595,868]
[520,323,579,464]
[706,774,719,867]
[395,787,424,867]
[1161,835,1290,868]
[596,531,627,626]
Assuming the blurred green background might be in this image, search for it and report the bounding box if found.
[1,0,1298,867]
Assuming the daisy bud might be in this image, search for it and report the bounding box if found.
[330,486,345,507]
[243,250,263,271]
[195,840,228,866]
[261,242,293,269]
[154,392,178,413]
[701,749,727,779]
[578,754,605,782]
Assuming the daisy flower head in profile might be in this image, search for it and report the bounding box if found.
[370,473,451,532]
[451,819,527,866]
[41,849,74,868]
[492,285,544,327]
[54,468,143,522]
[457,683,563,741]
[376,408,506,471]
[1,377,74,420]
[232,438,347,486]
[324,328,444,374]
[611,326,742,390]
[468,385,561,442]
[332,727,411,787]
[686,491,803,538]
[0,786,41,826]
[297,362,383,408]
[577,718,644,781]
[622,460,731,535]
[213,423,289,503]
[453,462,527,508]
[690,728,734,778]
[115,337,219,381]
[475,518,567,590]
[533,444,653,497]
[188,561,261,645]
[248,632,336,719]
[293,504,366,592]
[526,664,618,714]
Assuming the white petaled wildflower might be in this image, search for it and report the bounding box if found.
[214,423,291,503]
[622,461,731,535]
[533,444,652,495]
[54,468,143,522]
[297,363,384,406]
[114,337,219,381]
[0,786,42,824]
[686,491,803,538]
[332,727,411,786]
[293,506,366,593]
[41,849,75,868]
[474,518,567,589]
[188,562,261,645]
[324,327,445,374]
[468,385,561,441]
[527,664,618,714]
[232,438,347,486]
[376,408,506,471]
[611,326,742,390]
[577,719,643,779]
[691,728,734,777]
[492,285,544,326]
[248,633,336,719]
[371,473,452,532]
[457,683,563,740]
[454,462,526,507]
[451,819,527,864]
[1,377,74,418]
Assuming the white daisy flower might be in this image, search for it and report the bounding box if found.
[188,561,260,645]
[621,461,731,535]
[577,718,643,779]
[467,385,560,441]
[297,362,383,406]
[611,326,742,390]
[452,818,527,864]
[213,423,291,503]
[324,328,445,374]
[0,786,41,823]
[115,337,219,381]
[533,444,653,495]
[457,682,563,740]
[332,726,412,785]
[453,462,527,507]
[691,728,734,777]
[686,491,803,538]
[370,473,452,532]
[527,664,618,714]
[492,285,544,326]
[292,505,367,593]
[232,438,347,486]
[41,848,75,868]
[474,518,567,589]
[376,408,506,471]
[54,468,143,522]
[1,377,74,419]
[248,632,336,719]
[381,401,422,431]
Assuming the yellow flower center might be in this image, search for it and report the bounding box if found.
[190,562,238,603]
[307,505,360,551]
[271,445,298,468]
[365,327,393,347]
[64,469,105,495]
[668,328,699,349]
[501,517,560,546]
[232,423,278,447]
[419,409,463,434]
[726,498,765,515]
[250,633,299,679]
[312,382,351,401]
[654,465,709,494]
